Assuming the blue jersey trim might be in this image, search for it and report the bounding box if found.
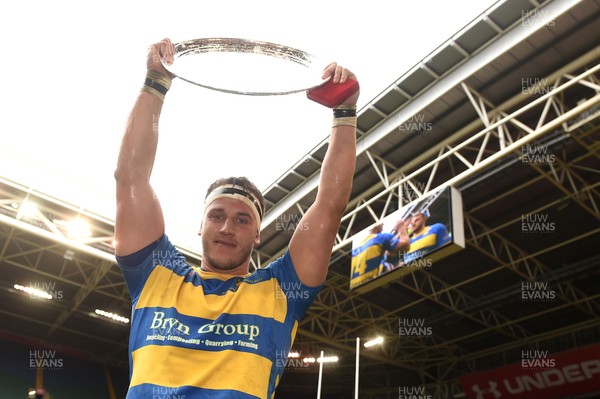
[127,383,260,399]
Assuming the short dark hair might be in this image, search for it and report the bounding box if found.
[205,177,266,216]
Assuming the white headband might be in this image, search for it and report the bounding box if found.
[204,184,263,228]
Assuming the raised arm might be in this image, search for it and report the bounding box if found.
[289,63,359,287]
[114,39,175,256]
[390,219,411,254]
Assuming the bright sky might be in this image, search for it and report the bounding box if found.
[1,0,497,252]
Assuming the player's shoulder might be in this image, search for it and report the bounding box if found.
[429,223,447,233]
[245,250,293,280]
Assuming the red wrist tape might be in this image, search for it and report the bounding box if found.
[307,79,359,108]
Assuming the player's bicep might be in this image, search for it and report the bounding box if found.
[115,180,165,256]
[288,201,340,287]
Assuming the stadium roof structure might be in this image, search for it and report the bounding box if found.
[1,0,599,397]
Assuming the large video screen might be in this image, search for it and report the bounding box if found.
[350,186,464,293]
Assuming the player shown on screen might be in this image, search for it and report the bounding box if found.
[403,211,451,263]
[350,220,410,287]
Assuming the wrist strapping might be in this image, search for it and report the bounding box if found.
[142,70,172,101]
[332,104,357,127]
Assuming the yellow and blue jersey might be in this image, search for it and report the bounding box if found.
[403,223,450,263]
[350,233,399,288]
[117,235,320,399]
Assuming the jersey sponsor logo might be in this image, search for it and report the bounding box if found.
[198,322,260,341]
[150,311,190,335]
[149,311,261,341]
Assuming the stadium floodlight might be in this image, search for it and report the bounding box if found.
[66,218,92,238]
[356,336,385,398]
[17,201,38,220]
[94,309,130,324]
[316,351,339,399]
[14,284,52,300]
[364,336,384,348]
[317,355,339,363]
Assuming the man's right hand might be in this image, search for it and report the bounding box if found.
[395,219,406,232]
[147,38,175,80]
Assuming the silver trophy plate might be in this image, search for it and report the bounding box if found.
[163,38,328,95]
